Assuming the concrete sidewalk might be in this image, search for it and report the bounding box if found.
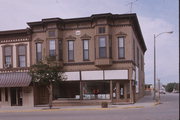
[0,95,157,113]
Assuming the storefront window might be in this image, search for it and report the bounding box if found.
[53,81,80,99]
[82,81,110,100]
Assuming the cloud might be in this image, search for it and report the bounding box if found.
[0,0,178,84]
[0,0,130,30]
[138,16,178,84]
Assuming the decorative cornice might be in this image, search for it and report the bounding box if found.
[34,38,44,43]
[80,34,91,39]
[65,35,76,40]
[116,31,127,37]
[112,60,136,65]
[0,67,30,73]
[64,62,94,66]
[111,24,132,27]
[0,38,30,44]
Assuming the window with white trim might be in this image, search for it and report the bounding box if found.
[49,40,56,57]
[83,40,89,60]
[99,37,106,58]
[118,37,125,58]
[68,40,74,61]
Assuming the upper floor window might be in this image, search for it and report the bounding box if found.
[83,40,89,60]
[49,40,56,57]
[68,40,74,61]
[48,30,55,37]
[98,27,105,34]
[17,45,26,67]
[118,37,125,58]
[99,37,106,58]
[141,55,143,70]
[133,39,135,61]
[59,40,63,60]
[36,43,42,62]
[4,46,12,67]
[137,47,139,66]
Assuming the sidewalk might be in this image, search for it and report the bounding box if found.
[0,95,156,113]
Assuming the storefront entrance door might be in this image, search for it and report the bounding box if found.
[10,88,22,106]
[112,81,126,102]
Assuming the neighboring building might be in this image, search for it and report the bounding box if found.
[0,13,146,107]
[144,84,153,96]
[0,29,33,107]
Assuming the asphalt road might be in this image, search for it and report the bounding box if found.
[0,93,179,120]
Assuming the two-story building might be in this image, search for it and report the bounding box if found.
[0,29,34,107]
[0,13,146,107]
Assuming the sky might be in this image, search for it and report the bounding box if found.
[0,0,179,85]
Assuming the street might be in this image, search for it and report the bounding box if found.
[0,93,179,120]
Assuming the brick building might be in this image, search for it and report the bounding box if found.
[0,13,146,107]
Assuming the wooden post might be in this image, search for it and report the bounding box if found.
[116,82,120,101]
[130,80,133,103]
[110,80,113,101]
[124,83,127,100]
[79,71,83,100]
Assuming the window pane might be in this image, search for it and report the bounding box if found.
[84,50,89,60]
[83,40,88,49]
[119,48,124,58]
[54,81,80,99]
[37,43,42,52]
[83,40,89,60]
[49,40,56,56]
[5,56,11,64]
[83,81,110,100]
[99,37,106,47]
[36,43,42,62]
[99,47,106,58]
[68,41,74,61]
[50,50,56,56]
[69,50,74,60]
[18,46,26,55]
[48,30,55,37]
[49,40,55,50]
[19,56,26,67]
[37,53,42,62]
[4,46,11,56]
[68,41,74,50]
[118,37,124,47]
[59,40,63,60]
[99,27,105,34]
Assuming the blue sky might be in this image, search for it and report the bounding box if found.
[0,0,179,84]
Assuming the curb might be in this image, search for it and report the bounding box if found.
[0,105,146,113]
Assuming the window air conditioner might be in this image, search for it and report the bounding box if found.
[4,64,12,68]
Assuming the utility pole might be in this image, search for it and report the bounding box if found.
[158,79,160,103]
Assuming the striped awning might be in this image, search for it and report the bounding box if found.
[0,72,32,87]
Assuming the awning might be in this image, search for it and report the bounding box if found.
[0,72,32,87]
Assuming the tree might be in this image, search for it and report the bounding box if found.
[30,60,65,109]
[165,82,179,92]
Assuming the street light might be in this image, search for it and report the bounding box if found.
[153,31,173,100]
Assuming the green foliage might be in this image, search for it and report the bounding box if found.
[29,61,65,85]
[165,82,179,92]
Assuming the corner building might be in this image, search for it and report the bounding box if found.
[0,13,146,106]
